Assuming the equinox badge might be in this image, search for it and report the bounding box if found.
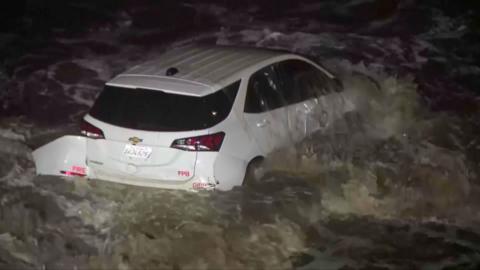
[128,136,143,145]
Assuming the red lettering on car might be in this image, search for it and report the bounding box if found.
[60,165,87,177]
[72,166,87,175]
[192,182,209,190]
[177,170,190,177]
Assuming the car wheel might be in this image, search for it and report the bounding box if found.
[242,157,265,187]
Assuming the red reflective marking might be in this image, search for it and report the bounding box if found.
[60,170,86,177]
[177,170,190,177]
[192,182,209,190]
[71,166,86,175]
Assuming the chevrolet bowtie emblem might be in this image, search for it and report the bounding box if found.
[128,137,143,145]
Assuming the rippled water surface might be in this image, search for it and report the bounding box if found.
[1,1,480,269]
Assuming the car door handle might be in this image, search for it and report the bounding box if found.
[256,119,270,127]
[319,110,329,127]
[297,103,314,114]
[297,108,311,114]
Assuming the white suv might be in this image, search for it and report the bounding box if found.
[33,45,345,191]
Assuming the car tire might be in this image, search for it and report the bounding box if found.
[242,157,264,187]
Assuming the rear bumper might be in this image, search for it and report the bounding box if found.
[87,151,219,191]
[86,151,247,191]
[88,168,216,191]
[32,135,243,191]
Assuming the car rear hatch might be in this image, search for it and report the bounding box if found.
[84,119,201,182]
[83,80,239,182]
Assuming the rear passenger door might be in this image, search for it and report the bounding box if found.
[243,64,290,155]
[277,59,337,142]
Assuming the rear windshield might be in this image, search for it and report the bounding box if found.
[89,81,240,131]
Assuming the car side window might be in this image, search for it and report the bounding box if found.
[278,59,331,104]
[244,65,284,113]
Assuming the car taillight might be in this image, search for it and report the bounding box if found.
[171,132,225,152]
[80,119,105,139]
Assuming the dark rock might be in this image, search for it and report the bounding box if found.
[324,216,393,241]
[23,80,45,97]
[456,228,480,244]
[45,79,65,96]
[0,154,15,178]
[441,262,479,270]
[423,222,447,233]
[17,55,58,69]
[339,266,356,270]
[86,79,106,88]
[54,62,97,85]
[41,43,73,59]
[14,65,47,80]
[349,0,399,22]
[127,2,196,30]
[23,93,87,126]
[290,252,314,268]
[3,80,20,93]
[410,232,475,261]
[359,265,390,270]
[77,41,120,55]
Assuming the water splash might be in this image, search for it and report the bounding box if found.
[1,55,479,269]
[1,2,480,267]
[266,62,477,224]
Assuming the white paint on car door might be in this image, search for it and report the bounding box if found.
[243,64,289,155]
[277,59,343,140]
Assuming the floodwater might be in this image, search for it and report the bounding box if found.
[1,1,480,269]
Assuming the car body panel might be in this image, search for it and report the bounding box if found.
[33,136,88,177]
[32,46,344,191]
[213,152,248,191]
[124,46,287,89]
[107,75,215,97]
[243,108,290,155]
[84,115,201,182]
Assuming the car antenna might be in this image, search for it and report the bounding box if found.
[166,67,179,76]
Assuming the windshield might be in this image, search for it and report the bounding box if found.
[89,81,240,131]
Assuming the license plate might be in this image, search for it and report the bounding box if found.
[123,145,152,159]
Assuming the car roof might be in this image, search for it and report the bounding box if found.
[106,45,294,97]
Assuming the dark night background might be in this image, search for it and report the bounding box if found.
[1,0,479,60]
[1,0,480,269]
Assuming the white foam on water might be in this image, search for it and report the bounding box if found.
[1,2,480,269]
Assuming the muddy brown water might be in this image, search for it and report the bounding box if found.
[1,72,480,270]
[1,1,480,269]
